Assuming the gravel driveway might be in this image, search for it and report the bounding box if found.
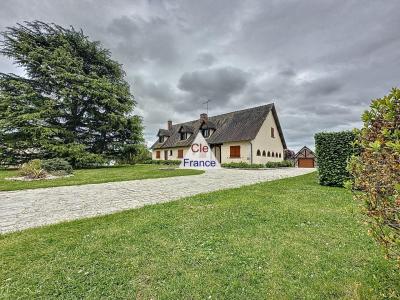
[0,168,315,234]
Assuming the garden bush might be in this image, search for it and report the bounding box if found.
[284,149,295,161]
[42,158,73,175]
[146,160,181,166]
[221,162,264,169]
[265,160,294,168]
[347,88,400,265]
[221,161,293,169]
[19,159,46,179]
[315,131,355,186]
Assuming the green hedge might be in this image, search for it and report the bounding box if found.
[265,160,294,168]
[315,131,355,186]
[145,160,181,166]
[222,160,294,169]
[221,162,264,169]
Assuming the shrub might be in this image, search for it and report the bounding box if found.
[284,149,296,161]
[265,160,294,168]
[42,158,73,175]
[347,88,400,265]
[315,131,355,186]
[221,161,293,169]
[19,159,46,179]
[146,160,181,166]
[221,162,264,169]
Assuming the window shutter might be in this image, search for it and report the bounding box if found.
[178,149,183,158]
[230,146,241,158]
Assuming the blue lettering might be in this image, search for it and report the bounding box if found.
[181,159,218,168]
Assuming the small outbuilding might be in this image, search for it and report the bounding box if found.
[295,146,316,168]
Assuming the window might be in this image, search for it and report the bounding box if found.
[202,129,210,138]
[230,146,241,158]
[169,150,173,156]
[159,136,164,143]
[180,132,190,140]
[156,151,160,159]
[262,150,266,157]
[271,127,275,138]
[272,152,275,157]
[256,149,261,156]
[279,153,282,158]
[267,151,271,157]
[178,149,184,158]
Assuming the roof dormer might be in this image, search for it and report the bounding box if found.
[157,129,171,143]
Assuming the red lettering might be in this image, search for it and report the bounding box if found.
[191,143,209,152]
[191,143,199,152]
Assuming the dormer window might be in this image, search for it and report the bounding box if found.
[202,129,210,138]
[157,129,171,143]
[180,132,190,140]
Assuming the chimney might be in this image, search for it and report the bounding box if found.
[167,120,172,130]
[200,113,208,123]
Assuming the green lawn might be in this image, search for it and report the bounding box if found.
[0,164,203,191]
[1,173,399,299]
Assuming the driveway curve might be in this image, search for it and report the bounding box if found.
[0,168,315,233]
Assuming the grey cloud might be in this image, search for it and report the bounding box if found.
[196,52,217,67]
[178,66,250,107]
[303,79,342,97]
[107,15,179,65]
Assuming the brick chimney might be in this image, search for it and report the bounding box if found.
[167,120,172,130]
[200,113,208,123]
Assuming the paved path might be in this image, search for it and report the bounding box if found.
[0,168,314,234]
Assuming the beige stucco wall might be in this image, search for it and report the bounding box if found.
[153,142,251,164]
[220,141,251,164]
[251,112,284,164]
[151,147,189,160]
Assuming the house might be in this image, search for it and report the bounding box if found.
[295,146,316,168]
[151,103,287,164]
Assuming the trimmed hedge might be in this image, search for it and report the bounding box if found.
[221,162,264,169]
[145,160,181,166]
[265,160,294,168]
[315,131,355,186]
[222,160,294,169]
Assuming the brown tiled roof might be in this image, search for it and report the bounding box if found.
[157,129,171,137]
[151,103,287,149]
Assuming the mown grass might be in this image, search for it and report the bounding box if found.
[0,173,399,299]
[0,164,203,191]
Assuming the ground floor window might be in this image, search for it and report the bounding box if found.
[178,149,183,158]
[156,151,160,159]
[230,146,241,158]
[169,150,173,156]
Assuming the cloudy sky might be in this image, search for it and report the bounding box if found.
[1,0,399,151]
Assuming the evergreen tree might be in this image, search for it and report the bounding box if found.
[0,21,143,166]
